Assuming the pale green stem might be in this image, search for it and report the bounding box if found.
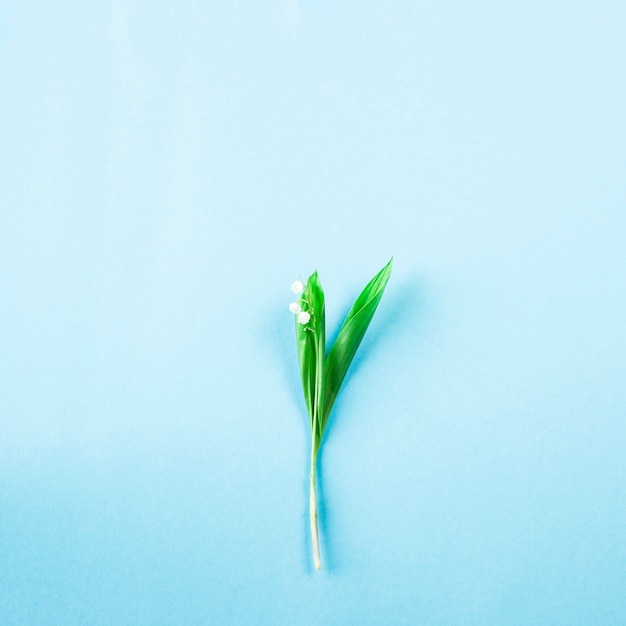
[310,440,321,570]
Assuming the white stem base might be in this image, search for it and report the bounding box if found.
[310,474,321,570]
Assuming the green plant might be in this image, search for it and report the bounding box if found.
[289,258,393,569]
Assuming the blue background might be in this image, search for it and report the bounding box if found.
[1,1,625,624]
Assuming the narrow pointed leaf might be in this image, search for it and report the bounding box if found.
[322,258,392,429]
[295,271,325,432]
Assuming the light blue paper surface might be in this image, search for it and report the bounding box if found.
[1,1,625,624]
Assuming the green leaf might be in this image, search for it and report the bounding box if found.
[295,271,326,435]
[321,258,392,430]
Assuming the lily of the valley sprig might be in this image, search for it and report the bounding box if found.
[289,259,393,569]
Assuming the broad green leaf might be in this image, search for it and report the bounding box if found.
[322,258,392,430]
[295,271,325,434]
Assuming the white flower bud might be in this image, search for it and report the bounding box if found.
[289,302,302,314]
[291,280,304,294]
[297,311,311,325]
